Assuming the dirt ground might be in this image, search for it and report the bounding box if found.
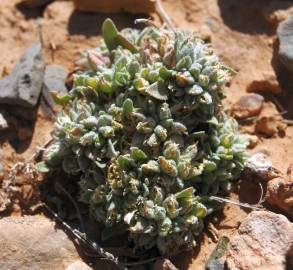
[0,0,292,269]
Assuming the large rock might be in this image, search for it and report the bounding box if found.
[0,43,45,108]
[41,64,68,115]
[226,211,293,270]
[266,176,293,215]
[277,16,293,73]
[0,215,82,270]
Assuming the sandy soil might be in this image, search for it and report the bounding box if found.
[0,0,292,269]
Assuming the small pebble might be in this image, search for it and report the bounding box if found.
[247,71,281,94]
[232,93,264,119]
[247,134,259,149]
[255,116,283,137]
[245,153,278,181]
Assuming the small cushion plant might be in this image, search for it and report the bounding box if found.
[38,19,248,255]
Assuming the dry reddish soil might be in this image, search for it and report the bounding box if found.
[0,0,292,269]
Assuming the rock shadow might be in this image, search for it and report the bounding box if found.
[0,105,37,154]
[217,0,273,35]
[68,10,147,37]
[15,2,46,20]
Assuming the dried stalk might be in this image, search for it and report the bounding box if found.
[43,204,127,270]
[210,196,263,211]
[156,0,175,31]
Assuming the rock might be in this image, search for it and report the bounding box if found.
[41,64,68,115]
[226,211,293,270]
[153,258,178,270]
[21,0,54,8]
[18,127,33,141]
[0,113,8,130]
[247,71,281,94]
[231,93,264,119]
[278,16,293,73]
[255,116,286,137]
[266,176,293,215]
[206,236,229,270]
[65,260,93,270]
[262,1,293,28]
[0,43,45,108]
[206,259,225,270]
[0,215,81,270]
[247,134,259,149]
[244,153,279,181]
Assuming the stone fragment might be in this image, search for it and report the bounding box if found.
[247,71,281,94]
[0,43,45,108]
[247,134,259,149]
[206,259,225,270]
[226,211,293,270]
[41,64,68,115]
[255,116,286,137]
[0,113,8,130]
[65,260,93,270]
[244,153,278,181]
[0,215,81,270]
[277,16,293,73]
[153,258,178,270]
[266,176,293,215]
[231,93,264,119]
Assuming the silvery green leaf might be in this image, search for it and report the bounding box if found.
[124,210,136,225]
[141,160,160,175]
[189,62,202,78]
[158,217,172,237]
[122,98,134,114]
[145,81,168,101]
[163,141,180,161]
[130,147,148,161]
[35,161,50,173]
[99,126,115,138]
[163,195,180,218]
[186,84,203,96]
[154,125,168,141]
[146,133,160,148]
[102,18,119,51]
[62,156,80,175]
[159,102,172,120]
[158,156,178,177]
